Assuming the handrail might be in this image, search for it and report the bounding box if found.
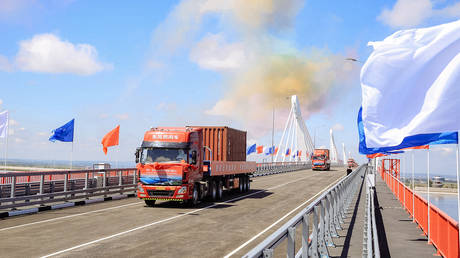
[380,168,459,258]
[244,164,367,258]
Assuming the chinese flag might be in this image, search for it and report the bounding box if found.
[101,125,120,155]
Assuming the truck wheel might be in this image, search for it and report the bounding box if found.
[216,180,223,200]
[239,177,244,192]
[209,180,217,200]
[144,200,156,207]
[246,176,250,192]
[189,185,199,206]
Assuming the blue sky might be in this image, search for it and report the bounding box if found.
[0,0,459,173]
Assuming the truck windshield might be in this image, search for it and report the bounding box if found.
[312,155,325,160]
[141,148,188,163]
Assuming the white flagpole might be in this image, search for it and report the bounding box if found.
[70,141,73,170]
[412,151,415,222]
[427,148,430,243]
[456,134,459,250]
[4,111,9,172]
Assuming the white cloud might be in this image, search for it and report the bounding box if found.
[14,137,24,143]
[0,55,13,72]
[19,127,25,131]
[0,99,3,106]
[332,123,344,131]
[8,129,14,135]
[115,114,129,120]
[190,33,248,71]
[378,0,460,28]
[37,132,47,136]
[15,33,112,75]
[99,113,109,119]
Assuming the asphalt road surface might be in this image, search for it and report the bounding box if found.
[0,168,346,258]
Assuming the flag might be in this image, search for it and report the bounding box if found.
[256,145,263,154]
[285,148,290,156]
[101,125,120,155]
[247,144,256,155]
[49,119,74,142]
[274,147,278,155]
[401,145,429,150]
[358,107,458,154]
[360,20,460,149]
[0,111,8,138]
[265,146,275,155]
[366,153,387,159]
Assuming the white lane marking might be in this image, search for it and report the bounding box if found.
[224,174,345,258]
[40,173,320,258]
[0,202,142,232]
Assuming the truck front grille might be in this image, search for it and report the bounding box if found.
[147,190,175,197]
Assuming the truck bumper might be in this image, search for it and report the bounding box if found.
[137,184,190,201]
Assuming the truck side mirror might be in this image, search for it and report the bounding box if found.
[191,150,197,165]
[135,148,141,163]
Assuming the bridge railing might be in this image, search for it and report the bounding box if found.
[244,164,367,258]
[253,162,311,177]
[380,169,459,258]
[0,168,137,210]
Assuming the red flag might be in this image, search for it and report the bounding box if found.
[366,153,387,159]
[101,125,120,155]
[256,145,264,154]
[274,147,279,155]
[401,145,429,150]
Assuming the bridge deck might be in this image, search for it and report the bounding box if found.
[326,171,438,258]
[0,168,346,258]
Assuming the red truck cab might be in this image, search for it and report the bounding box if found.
[311,149,331,171]
[135,126,255,207]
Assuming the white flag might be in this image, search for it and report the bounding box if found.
[0,110,8,138]
[361,19,460,148]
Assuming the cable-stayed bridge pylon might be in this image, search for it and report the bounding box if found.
[274,95,314,162]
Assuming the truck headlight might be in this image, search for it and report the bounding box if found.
[137,184,145,193]
[178,186,187,194]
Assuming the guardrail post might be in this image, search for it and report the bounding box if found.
[302,213,310,258]
[323,198,335,247]
[262,248,274,258]
[327,193,338,237]
[64,172,68,200]
[118,170,122,186]
[103,171,107,197]
[311,206,319,258]
[10,176,16,207]
[287,226,296,258]
[319,201,330,257]
[133,170,137,184]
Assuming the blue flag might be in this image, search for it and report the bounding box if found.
[49,119,74,142]
[246,143,256,155]
[358,107,457,154]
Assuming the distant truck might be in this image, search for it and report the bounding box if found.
[311,149,331,171]
[347,158,358,174]
[135,126,256,207]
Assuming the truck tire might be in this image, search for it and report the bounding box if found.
[188,184,199,207]
[217,180,223,200]
[245,176,250,192]
[209,180,217,200]
[144,200,156,207]
[240,177,245,192]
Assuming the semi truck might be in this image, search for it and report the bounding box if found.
[311,149,331,171]
[347,158,358,174]
[135,126,256,207]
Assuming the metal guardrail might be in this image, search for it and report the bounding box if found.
[253,162,312,177]
[364,166,380,258]
[244,164,367,258]
[0,168,137,210]
[0,162,344,211]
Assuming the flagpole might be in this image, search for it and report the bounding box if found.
[71,141,73,170]
[427,148,430,243]
[404,152,406,210]
[4,113,8,172]
[412,151,415,222]
[456,134,459,250]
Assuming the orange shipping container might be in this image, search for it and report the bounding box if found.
[190,126,247,161]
